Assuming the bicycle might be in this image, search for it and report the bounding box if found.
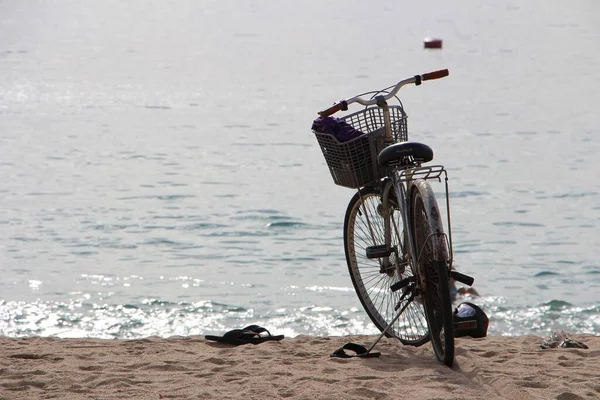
[312,69,474,367]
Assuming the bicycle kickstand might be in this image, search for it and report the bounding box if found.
[365,286,415,354]
[330,280,414,358]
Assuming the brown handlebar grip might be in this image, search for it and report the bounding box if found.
[318,101,346,117]
[421,69,449,81]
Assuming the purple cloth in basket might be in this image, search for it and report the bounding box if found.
[312,116,365,142]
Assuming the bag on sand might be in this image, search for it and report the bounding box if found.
[453,302,489,338]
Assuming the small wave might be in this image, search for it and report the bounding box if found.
[449,190,489,198]
[492,221,545,227]
[10,236,41,242]
[223,124,251,129]
[540,299,573,310]
[551,192,598,199]
[265,221,308,229]
[271,142,312,148]
[180,222,230,230]
[231,209,282,220]
[534,271,560,277]
[25,191,75,196]
[116,194,195,201]
[585,269,600,275]
[202,230,272,238]
[142,238,186,247]
[554,259,578,265]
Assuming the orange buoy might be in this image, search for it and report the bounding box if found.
[424,38,443,49]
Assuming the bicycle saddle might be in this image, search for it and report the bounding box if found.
[377,141,434,167]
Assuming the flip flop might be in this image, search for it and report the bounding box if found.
[330,342,381,358]
[242,325,277,336]
[205,327,284,346]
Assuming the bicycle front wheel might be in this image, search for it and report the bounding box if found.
[410,179,454,366]
[344,186,429,346]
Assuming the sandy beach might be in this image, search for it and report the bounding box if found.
[1,334,598,399]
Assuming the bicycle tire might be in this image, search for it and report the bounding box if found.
[344,186,429,346]
[410,179,454,366]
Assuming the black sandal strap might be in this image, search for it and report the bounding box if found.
[330,342,381,358]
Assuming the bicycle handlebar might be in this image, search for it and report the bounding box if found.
[421,69,449,81]
[318,69,449,117]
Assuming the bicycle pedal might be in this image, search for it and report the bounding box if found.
[365,245,395,259]
[450,270,474,286]
[390,276,415,292]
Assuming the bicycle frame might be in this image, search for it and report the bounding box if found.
[364,164,454,290]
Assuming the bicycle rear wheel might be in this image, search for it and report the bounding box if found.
[410,179,454,366]
[344,186,429,346]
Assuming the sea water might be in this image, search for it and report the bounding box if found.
[1,0,599,339]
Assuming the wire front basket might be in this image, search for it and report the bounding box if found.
[313,105,408,189]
